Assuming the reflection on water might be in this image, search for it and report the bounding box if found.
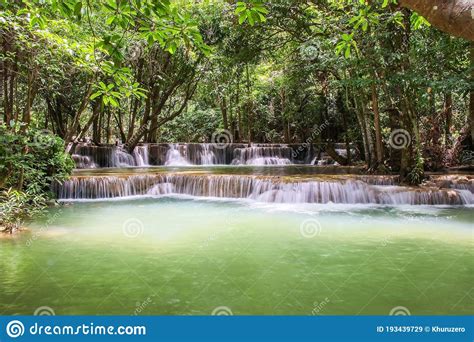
[1,198,473,315]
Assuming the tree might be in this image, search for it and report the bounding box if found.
[399,0,474,41]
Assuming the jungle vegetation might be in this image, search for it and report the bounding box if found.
[1,0,473,231]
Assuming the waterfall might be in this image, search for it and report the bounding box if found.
[426,175,474,193]
[112,147,136,167]
[71,155,97,169]
[231,145,293,165]
[68,142,360,168]
[165,144,191,166]
[53,174,474,205]
[133,145,150,167]
[199,144,216,165]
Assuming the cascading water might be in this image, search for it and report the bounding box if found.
[165,144,191,166]
[53,173,474,205]
[133,145,150,167]
[231,145,293,165]
[112,147,136,167]
[199,144,216,165]
[310,147,357,165]
[71,155,97,169]
[69,143,350,168]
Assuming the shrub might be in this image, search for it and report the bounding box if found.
[0,124,73,233]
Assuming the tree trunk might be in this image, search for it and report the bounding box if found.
[64,81,93,143]
[339,93,351,164]
[444,92,453,146]
[399,0,473,41]
[21,66,38,129]
[470,42,474,143]
[371,81,383,165]
[325,143,348,165]
[220,96,229,131]
[245,64,253,143]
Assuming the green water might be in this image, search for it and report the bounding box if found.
[1,198,473,315]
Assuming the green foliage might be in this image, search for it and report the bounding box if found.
[407,154,425,185]
[160,105,221,142]
[1,0,472,188]
[0,188,44,233]
[336,33,358,58]
[235,1,268,26]
[0,124,73,233]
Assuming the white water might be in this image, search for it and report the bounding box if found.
[133,145,149,166]
[70,143,306,168]
[71,155,97,169]
[54,174,474,205]
[199,144,216,165]
[112,147,136,167]
[231,145,292,165]
[165,144,191,166]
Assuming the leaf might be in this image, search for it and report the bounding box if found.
[90,92,102,100]
[235,5,247,14]
[247,12,255,26]
[74,1,82,18]
[108,97,119,107]
[106,16,116,25]
[344,45,351,58]
[253,6,268,14]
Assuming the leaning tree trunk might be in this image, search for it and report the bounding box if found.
[325,143,349,165]
[399,0,473,41]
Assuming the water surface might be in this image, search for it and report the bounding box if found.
[1,198,472,315]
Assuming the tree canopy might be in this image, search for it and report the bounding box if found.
[1,0,473,184]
